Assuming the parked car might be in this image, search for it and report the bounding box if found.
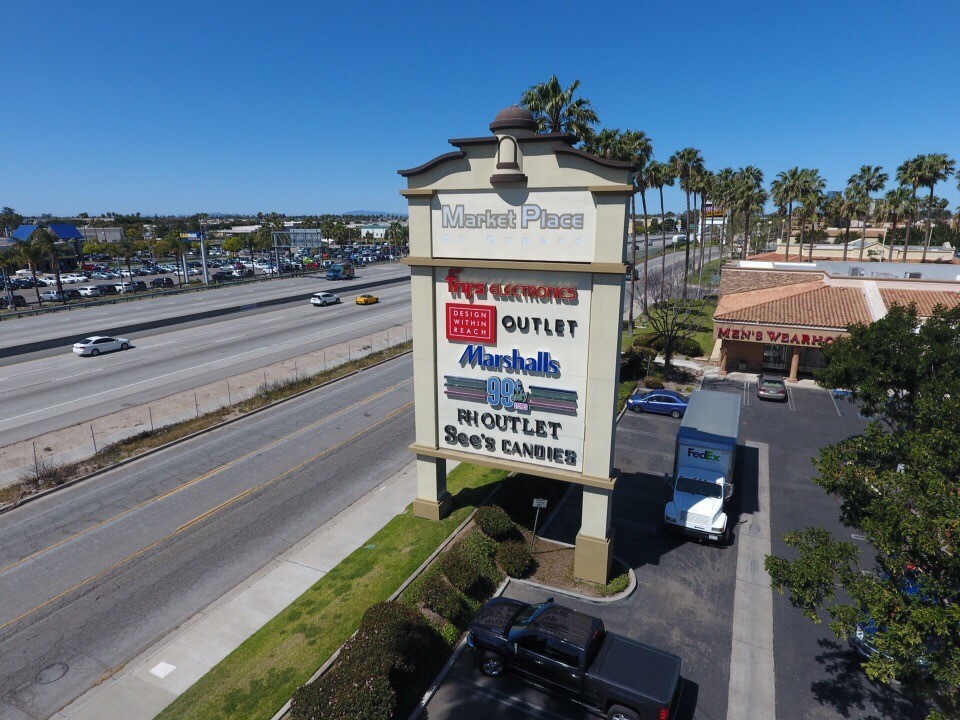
[150,277,174,288]
[113,282,134,293]
[213,270,234,282]
[40,290,66,302]
[626,390,689,418]
[63,288,82,300]
[72,336,132,356]
[96,284,118,296]
[355,294,379,305]
[2,294,27,308]
[310,292,341,307]
[468,598,683,720]
[77,286,103,298]
[757,375,788,402]
[131,280,148,292]
[231,268,254,278]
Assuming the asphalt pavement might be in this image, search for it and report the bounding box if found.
[0,353,416,720]
[0,283,411,446]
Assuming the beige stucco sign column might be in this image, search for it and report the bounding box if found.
[398,107,633,584]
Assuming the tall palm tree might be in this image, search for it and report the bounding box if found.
[14,240,46,306]
[841,184,868,261]
[668,147,704,297]
[913,153,956,262]
[847,165,888,261]
[646,161,675,281]
[732,167,766,259]
[519,76,599,140]
[31,227,64,294]
[712,168,735,260]
[878,187,917,261]
[896,156,923,252]
[794,170,825,260]
[771,167,807,260]
[692,168,714,274]
[623,131,654,315]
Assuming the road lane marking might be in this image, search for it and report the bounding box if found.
[830,391,843,416]
[0,374,413,576]
[727,440,776,720]
[0,310,409,424]
[0,400,415,632]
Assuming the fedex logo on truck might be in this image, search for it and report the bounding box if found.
[687,447,721,462]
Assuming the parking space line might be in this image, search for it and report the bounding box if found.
[742,381,750,406]
[830,391,843,416]
[787,386,796,411]
[727,441,776,720]
[617,427,673,440]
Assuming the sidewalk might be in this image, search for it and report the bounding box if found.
[52,460,422,720]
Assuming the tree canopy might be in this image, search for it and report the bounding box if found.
[765,304,960,717]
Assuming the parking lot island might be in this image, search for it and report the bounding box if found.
[399,106,632,584]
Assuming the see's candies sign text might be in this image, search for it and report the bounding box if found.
[446,303,496,344]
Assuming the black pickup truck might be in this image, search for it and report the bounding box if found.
[467,598,682,720]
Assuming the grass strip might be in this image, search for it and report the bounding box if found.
[0,341,411,509]
[155,462,508,720]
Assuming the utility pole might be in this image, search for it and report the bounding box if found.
[199,218,210,285]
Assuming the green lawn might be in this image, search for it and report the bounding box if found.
[156,463,508,720]
[623,299,718,359]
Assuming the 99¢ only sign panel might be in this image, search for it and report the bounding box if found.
[435,266,590,473]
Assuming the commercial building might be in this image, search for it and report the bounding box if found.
[713,259,960,380]
[359,223,388,239]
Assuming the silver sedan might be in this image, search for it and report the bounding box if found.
[72,336,132,356]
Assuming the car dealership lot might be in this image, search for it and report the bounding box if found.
[424,380,927,720]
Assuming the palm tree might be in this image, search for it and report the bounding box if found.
[847,165,888,261]
[732,167,766,260]
[163,230,190,286]
[878,187,917,261]
[668,148,704,297]
[646,161,676,281]
[519,76,599,140]
[712,168,735,260]
[841,184,868,261]
[14,240,45,306]
[691,167,714,274]
[771,167,807,260]
[623,131,654,315]
[31,227,64,294]
[913,153,956,262]
[896,156,924,252]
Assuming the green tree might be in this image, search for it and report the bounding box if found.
[878,187,918,261]
[163,230,190,286]
[222,236,244,255]
[840,184,867,260]
[765,304,960,716]
[0,207,23,235]
[14,240,45,305]
[668,147,704,297]
[847,165,888,261]
[731,166,766,259]
[646,161,676,281]
[519,75,599,140]
[0,247,21,309]
[31,227,64,294]
[771,167,807,260]
[912,154,956,262]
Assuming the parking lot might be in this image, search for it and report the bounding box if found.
[424,379,927,720]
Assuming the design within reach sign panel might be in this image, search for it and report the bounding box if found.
[431,190,597,262]
[435,266,590,473]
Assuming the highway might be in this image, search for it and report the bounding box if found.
[0,263,410,357]
[0,283,412,446]
[0,354,416,720]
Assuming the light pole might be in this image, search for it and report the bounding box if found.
[199,218,210,285]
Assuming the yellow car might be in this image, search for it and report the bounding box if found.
[355,294,379,305]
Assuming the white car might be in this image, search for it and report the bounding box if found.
[310,292,341,307]
[77,286,103,297]
[114,282,133,293]
[63,274,87,283]
[73,336,131,356]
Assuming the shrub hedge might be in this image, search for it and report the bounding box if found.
[633,333,703,358]
[418,572,472,626]
[290,602,448,720]
[496,541,535,578]
[643,376,665,389]
[439,535,499,599]
[474,505,516,541]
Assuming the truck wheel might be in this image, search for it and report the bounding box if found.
[670,409,681,419]
[607,705,639,720]
[478,652,504,677]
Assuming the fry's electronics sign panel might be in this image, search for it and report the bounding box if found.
[435,267,590,472]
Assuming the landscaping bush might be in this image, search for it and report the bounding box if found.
[632,332,664,350]
[633,333,703,358]
[619,346,648,382]
[291,601,448,720]
[676,337,704,357]
[440,534,499,599]
[496,541,535,578]
[474,505,516,541]
[643,376,665,389]
[418,572,472,626]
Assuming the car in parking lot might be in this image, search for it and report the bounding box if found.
[757,375,788,402]
[131,280,147,292]
[626,389,689,418]
[355,294,379,305]
[96,284,118,295]
[63,288,82,300]
[40,290,66,302]
[468,598,683,720]
[310,291,341,307]
[2,294,27,308]
[72,335,131,356]
[77,286,103,298]
[150,277,174,288]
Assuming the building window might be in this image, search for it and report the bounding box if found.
[762,344,789,371]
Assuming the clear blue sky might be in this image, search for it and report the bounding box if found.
[4,0,959,216]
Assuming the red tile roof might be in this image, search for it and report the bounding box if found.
[880,289,960,316]
[715,283,872,329]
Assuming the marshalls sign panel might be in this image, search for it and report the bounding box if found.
[435,266,590,472]
[431,190,596,262]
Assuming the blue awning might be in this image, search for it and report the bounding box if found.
[11,224,39,240]
[49,223,84,240]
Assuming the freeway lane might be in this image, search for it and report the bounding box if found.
[0,284,412,446]
[0,354,416,720]
[0,263,410,356]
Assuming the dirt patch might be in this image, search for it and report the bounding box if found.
[521,529,630,599]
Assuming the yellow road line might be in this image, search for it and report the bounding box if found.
[0,400,415,633]
[0,376,412,576]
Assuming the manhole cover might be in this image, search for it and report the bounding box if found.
[37,663,68,684]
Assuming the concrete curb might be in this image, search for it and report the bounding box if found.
[0,348,413,516]
[508,562,637,605]
[0,274,409,358]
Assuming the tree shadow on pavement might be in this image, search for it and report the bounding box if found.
[810,638,928,720]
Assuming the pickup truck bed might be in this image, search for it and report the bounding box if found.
[589,634,681,707]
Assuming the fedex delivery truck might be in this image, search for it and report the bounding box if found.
[663,390,740,543]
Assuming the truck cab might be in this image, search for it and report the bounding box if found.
[663,390,740,543]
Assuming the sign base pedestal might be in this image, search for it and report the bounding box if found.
[413,493,452,522]
[573,532,613,585]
